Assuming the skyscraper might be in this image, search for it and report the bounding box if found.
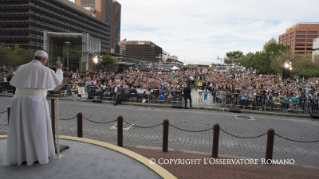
[75,0,121,53]
[112,1,121,54]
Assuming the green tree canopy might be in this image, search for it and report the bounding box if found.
[224,50,244,64]
[0,43,12,67]
[270,50,294,74]
[7,45,34,69]
[101,54,117,65]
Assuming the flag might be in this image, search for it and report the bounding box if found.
[118,39,127,46]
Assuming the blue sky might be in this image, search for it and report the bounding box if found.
[71,0,319,64]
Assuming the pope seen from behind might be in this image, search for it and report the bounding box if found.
[3,50,63,166]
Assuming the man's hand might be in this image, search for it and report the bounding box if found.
[56,61,62,69]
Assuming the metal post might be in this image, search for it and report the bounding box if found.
[77,112,83,138]
[212,123,220,158]
[162,119,169,152]
[117,115,123,147]
[50,93,56,149]
[7,107,10,124]
[265,128,275,163]
[55,98,60,158]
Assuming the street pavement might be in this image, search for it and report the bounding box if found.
[1,96,319,168]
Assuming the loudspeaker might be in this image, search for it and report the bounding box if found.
[230,107,241,113]
[172,102,182,108]
[92,96,101,103]
[311,113,319,118]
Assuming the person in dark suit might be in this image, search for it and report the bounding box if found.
[183,84,192,109]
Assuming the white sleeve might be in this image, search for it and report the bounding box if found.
[55,69,63,83]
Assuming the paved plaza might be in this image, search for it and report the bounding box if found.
[1,96,319,169]
[0,138,165,179]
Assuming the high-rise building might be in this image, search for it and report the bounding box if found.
[0,0,110,51]
[278,23,319,54]
[120,41,162,62]
[75,0,121,54]
[112,1,121,54]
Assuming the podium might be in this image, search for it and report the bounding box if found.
[48,80,69,159]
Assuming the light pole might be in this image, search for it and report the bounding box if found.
[94,56,98,73]
[65,41,71,95]
[283,61,292,80]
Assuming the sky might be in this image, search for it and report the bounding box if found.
[71,0,319,64]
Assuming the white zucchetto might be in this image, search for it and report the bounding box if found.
[34,50,48,58]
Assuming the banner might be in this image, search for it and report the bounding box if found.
[78,87,85,95]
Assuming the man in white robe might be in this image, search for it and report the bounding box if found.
[3,50,63,166]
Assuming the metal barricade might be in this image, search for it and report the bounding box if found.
[102,87,115,101]
[215,91,226,107]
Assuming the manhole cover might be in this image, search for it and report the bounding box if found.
[110,122,132,130]
[235,116,255,120]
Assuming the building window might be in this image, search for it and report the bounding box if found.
[296,35,306,38]
[308,35,317,38]
[296,39,306,42]
[308,31,318,34]
[296,31,306,34]
[295,43,305,46]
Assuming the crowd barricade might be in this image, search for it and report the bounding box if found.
[215,91,226,107]
[101,87,115,101]
[57,84,319,114]
[87,85,98,99]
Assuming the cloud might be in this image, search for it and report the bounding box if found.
[70,0,319,63]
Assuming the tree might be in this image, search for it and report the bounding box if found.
[263,38,290,57]
[291,54,319,78]
[7,45,34,69]
[224,51,244,64]
[270,50,294,74]
[101,54,117,65]
[0,43,12,68]
[101,54,117,70]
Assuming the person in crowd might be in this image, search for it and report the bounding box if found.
[203,87,208,102]
[183,84,192,109]
[198,86,203,102]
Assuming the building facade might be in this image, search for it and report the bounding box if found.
[0,0,110,51]
[75,0,121,54]
[278,23,319,54]
[312,38,319,62]
[112,1,121,54]
[120,41,162,62]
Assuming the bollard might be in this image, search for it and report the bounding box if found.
[162,119,169,152]
[212,123,220,158]
[7,107,10,125]
[117,116,123,147]
[77,112,83,138]
[265,128,275,163]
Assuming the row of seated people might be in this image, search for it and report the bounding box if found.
[216,91,319,112]
[87,86,183,103]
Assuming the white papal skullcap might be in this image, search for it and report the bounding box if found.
[34,50,48,58]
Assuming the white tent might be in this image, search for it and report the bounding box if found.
[171,66,179,70]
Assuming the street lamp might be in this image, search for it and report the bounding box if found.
[94,56,98,72]
[283,61,292,80]
[65,41,71,95]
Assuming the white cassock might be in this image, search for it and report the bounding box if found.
[3,60,63,166]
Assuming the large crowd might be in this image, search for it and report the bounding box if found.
[1,67,319,112]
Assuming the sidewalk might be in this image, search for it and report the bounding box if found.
[126,146,319,179]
